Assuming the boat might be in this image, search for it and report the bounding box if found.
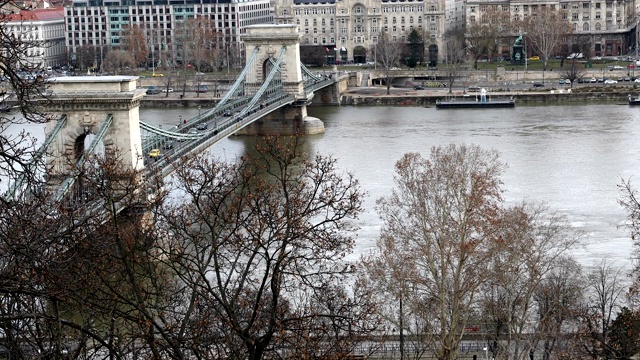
[628,94,640,105]
[436,88,515,109]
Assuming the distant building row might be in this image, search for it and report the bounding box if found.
[1,0,637,68]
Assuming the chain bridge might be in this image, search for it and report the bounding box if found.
[5,24,348,202]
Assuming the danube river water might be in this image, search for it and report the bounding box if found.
[140,103,640,270]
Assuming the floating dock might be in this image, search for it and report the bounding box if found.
[436,88,515,109]
[435,98,516,109]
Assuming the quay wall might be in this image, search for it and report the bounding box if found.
[341,91,631,106]
[136,91,632,108]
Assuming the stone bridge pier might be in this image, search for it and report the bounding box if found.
[43,76,146,193]
[236,24,325,136]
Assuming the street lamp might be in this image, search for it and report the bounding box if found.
[198,105,201,119]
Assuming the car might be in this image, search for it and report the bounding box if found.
[162,88,174,93]
[576,78,584,83]
[223,110,232,116]
[533,82,545,87]
[611,65,624,70]
[592,56,602,60]
[414,85,425,90]
[529,56,540,61]
[188,127,198,134]
[162,141,174,149]
[195,85,208,93]
[590,77,597,83]
[390,67,401,70]
[625,76,631,81]
[629,64,636,69]
[597,78,604,83]
[196,123,208,130]
[146,87,161,95]
[149,149,161,158]
[604,79,618,84]
[467,85,481,91]
[152,73,164,77]
[195,72,205,75]
[558,79,566,85]
[634,78,640,83]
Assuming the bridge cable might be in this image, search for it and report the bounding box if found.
[4,115,67,200]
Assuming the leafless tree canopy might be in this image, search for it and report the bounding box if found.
[0,0,55,202]
[372,30,406,94]
[520,7,573,70]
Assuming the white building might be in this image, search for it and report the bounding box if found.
[464,0,636,59]
[4,7,66,69]
[64,0,273,68]
[273,0,465,64]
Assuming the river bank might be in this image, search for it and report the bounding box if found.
[139,85,636,108]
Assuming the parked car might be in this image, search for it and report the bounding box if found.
[162,88,174,93]
[533,82,545,87]
[414,85,425,90]
[195,85,208,93]
[558,79,566,85]
[467,85,481,91]
[529,56,540,61]
[604,79,618,84]
[590,77,597,83]
[152,73,164,77]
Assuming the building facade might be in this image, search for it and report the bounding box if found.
[464,0,636,59]
[64,0,273,68]
[3,7,66,68]
[273,0,465,64]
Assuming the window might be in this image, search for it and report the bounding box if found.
[583,22,589,31]
[595,22,601,30]
[583,2,589,8]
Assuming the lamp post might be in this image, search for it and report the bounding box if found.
[198,105,201,119]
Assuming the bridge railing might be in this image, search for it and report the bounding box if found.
[148,93,295,178]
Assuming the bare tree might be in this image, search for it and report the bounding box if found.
[103,50,136,75]
[372,29,406,95]
[480,204,581,360]
[465,6,507,69]
[520,6,573,70]
[120,24,149,68]
[373,144,506,360]
[571,261,629,359]
[174,17,218,73]
[442,28,467,92]
[0,0,54,199]
[533,257,583,360]
[154,135,376,359]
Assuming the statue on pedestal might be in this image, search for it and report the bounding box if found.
[511,34,525,65]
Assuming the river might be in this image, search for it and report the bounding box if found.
[139,103,640,270]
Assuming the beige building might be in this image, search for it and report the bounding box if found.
[3,7,66,68]
[273,0,466,64]
[464,0,636,59]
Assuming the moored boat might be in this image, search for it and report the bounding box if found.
[436,88,515,109]
[628,94,640,105]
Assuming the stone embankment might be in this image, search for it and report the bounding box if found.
[340,86,633,106]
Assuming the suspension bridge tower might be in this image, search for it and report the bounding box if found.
[43,76,146,191]
[239,24,324,135]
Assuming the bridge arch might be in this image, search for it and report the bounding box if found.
[43,76,145,190]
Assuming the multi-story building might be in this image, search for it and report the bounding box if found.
[3,7,66,69]
[63,0,273,68]
[464,0,636,59]
[273,0,464,64]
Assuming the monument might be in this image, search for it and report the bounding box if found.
[511,35,525,65]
